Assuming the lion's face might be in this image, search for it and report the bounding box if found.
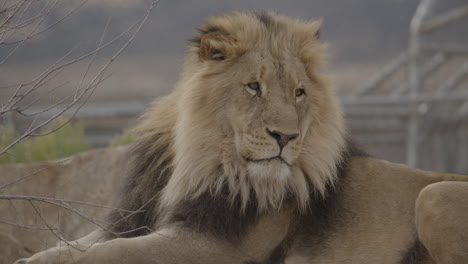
[223,49,316,179]
[159,12,346,211]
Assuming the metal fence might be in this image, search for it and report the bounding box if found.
[342,0,468,174]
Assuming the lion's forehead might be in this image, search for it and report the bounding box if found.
[240,52,306,87]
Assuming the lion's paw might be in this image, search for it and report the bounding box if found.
[13,258,28,264]
[12,247,75,264]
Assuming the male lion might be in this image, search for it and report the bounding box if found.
[16,11,468,264]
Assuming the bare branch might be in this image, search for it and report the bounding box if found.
[0,1,161,243]
[0,0,59,65]
[0,193,157,238]
[0,219,62,231]
[0,158,70,190]
[0,195,141,214]
[2,0,89,46]
[0,0,159,156]
[28,200,83,251]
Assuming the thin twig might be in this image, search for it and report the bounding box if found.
[0,158,70,190]
[0,219,62,231]
[0,0,156,155]
[28,200,84,251]
[0,195,142,213]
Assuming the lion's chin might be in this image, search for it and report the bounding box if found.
[246,159,291,181]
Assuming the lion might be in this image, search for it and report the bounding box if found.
[15,11,468,264]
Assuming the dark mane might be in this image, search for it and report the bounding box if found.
[106,133,172,238]
[170,189,260,241]
[298,139,368,246]
[106,132,367,246]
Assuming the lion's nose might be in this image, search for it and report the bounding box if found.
[266,128,299,148]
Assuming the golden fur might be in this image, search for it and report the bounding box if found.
[134,12,346,212]
[15,11,468,264]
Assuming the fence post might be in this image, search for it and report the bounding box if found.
[407,0,432,168]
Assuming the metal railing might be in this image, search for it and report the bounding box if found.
[343,0,468,172]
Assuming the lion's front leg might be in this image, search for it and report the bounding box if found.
[14,229,108,264]
[14,244,86,264]
[15,226,250,264]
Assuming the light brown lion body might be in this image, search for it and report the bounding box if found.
[15,12,468,264]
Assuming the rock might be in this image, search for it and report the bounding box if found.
[0,146,129,263]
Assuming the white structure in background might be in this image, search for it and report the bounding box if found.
[342,0,468,173]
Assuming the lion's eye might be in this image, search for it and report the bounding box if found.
[246,82,261,96]
[295,88,305,97]
[212,50,225,61]
[248,82,260,90]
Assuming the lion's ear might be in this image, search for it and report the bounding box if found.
[199,31,232,61]
[297,19,325,67]
[307,19,322,40]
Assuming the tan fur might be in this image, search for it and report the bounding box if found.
[415,182,468,263]
[134,12,346,212]
[15,12,468,264]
